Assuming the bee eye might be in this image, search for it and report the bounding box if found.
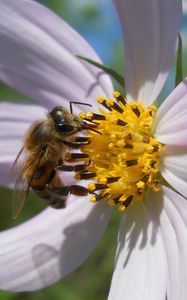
[56,123,74,134]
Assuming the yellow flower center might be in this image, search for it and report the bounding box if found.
[67,92,163,212]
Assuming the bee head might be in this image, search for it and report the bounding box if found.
[49,106,84,136]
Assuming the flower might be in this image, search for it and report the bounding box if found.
[0,0,186,299]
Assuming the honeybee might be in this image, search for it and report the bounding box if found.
[13,103,98,219]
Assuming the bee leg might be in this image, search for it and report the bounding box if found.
[49,185,88,197]
[70,185,88,196]
[73,137,90,143]
[57,164,87,172]
[46,169,56,185]
[63,141,89,149]
[63,141,90,149]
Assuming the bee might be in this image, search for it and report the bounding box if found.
[12,103,99,219]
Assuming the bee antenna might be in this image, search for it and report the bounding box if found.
[69,101,92,114]
[82,124,101,135]
[88,128,102,135]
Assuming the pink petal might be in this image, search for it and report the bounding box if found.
[108,198,166,300]
[160,145,187,198]
[0,0,113,109]
[113,0,182,105]
[154,79,187,145]
[145,186,187,300]
[0,199,112,292]
[0,102,45,187]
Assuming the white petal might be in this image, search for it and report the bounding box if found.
[0,0,113,109]
[154,79,187,145]
[160,145,187,198]
[113,0,182,105]
[0,199,112,292]
[146,186,187,300]
[108,197,166,300]
[0,102,45,187]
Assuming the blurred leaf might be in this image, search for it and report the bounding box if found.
[175,32,183,87]
[0,82,28,102]
[38,0,66,18]
[81,4,99,20]
[45,0,63,13]
[0,291,15,300]
[76,55,125,89]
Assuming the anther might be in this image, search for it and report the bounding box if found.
[90,192,110,202]
[116,119,128,126]
[118,204,126,212]
[113,91,127,106]
[123,143,133,149]
[153,145,159,152]
[105,177,121,184]
[107,99,124,114]
[113,194,123,204]
[108,199,116,206]
[136,181,145,190]
[125,133,133,140]
[132,106,141,117]
[126,159,138,167]
[86,112,106,121]
[143,136,150,143]
[75,172,96,180]
[142,175,149,182]
[82,119,99,125]
[88,183,108,192]
[123,195,133,207]
[97,96,112,111]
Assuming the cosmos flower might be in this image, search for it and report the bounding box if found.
[0,0,186,299]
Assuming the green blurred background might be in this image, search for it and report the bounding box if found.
[0,0,187,299]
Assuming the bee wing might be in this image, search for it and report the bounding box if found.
[12,179,29,219]
[12,148,43,219]
[12,146,29,219]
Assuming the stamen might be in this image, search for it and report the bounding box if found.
[123,195,133,207]
[86,112,106,121]
[126,159,138,167]
[113,194,123,204]
[88,183,108,192]
[75,172,96,180]
[99,177,121,184]
[123,143,133,149]
[80,113,98,125]
[116,119,128,126]
[143,136,150,143]
[97,96,112,111]
[106,99,124,113]
[113,91,127,106]
[90,192,110,203]
[132,106,141,117]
